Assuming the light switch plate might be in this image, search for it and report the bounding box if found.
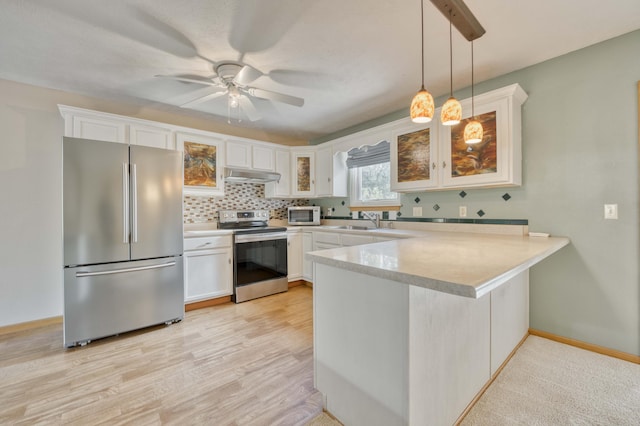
[459,206,467,217]
[604,204,618,219]
[413,207,423,217]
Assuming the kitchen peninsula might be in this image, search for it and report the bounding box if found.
[307,230,569,426]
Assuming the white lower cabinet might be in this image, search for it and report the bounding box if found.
[287,230,303,281]
[183,235,233,302]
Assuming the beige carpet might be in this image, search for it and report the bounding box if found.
[306,336,639,425]
[462,335,640,425]
[306,412,341,426]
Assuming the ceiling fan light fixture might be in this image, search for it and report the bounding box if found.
[228,86,240,108]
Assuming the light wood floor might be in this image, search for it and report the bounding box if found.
[0,286,322,425]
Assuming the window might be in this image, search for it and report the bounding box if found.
[347,141,399,208]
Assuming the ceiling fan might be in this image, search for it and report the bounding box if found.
[156,62,305,122]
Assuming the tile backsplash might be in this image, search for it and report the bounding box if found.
[183,183,309,223]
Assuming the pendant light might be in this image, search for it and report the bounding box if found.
[441,10,462,126]
[410,0,435,123]
[464,40,483,144]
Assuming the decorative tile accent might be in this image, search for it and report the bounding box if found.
[477,209,485,217]
[414,197,421,203]
[341,201,345,206]
[502,193,511,201]
[183,183,309,223]
[459,191,467,198]
[433,204,440,211]
[397,212,402,217]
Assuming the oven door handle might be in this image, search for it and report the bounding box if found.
[235,232,288,243]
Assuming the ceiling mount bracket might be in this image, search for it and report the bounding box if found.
[429,0,485,41]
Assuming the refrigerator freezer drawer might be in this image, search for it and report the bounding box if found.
[64,256,184,347]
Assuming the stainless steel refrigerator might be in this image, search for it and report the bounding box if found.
[63,137,184,347]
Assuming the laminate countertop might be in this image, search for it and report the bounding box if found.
[306,231,570,298]
[183,224,232,238]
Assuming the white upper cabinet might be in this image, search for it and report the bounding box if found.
[129,123,174,150]
[226,139,276,171]
[60,106,127,143]
[291,150,315,197]
[387,84,527,192]
[315,146,348,197]
[176,132,226,197]
[390,119,440,192]
[439,84,527,189]
[265,149,292,198]
[226,139,252,169]
[251,144,275,171]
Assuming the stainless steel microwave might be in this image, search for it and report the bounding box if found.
[288,206,321,225]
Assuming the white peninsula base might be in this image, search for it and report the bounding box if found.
[313,263,529,426]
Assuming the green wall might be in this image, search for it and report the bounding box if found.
[312,30,640,356]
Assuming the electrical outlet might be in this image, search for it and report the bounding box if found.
[604,204,618,219]
[459,206,467,217]
[412,207,423,217]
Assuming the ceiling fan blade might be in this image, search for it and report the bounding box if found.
[180,90,228,108]
[239,96,262,122]
[229,1,309,54]
[246,87,304,107]
[268,69,333,89]
[233,65,263,86]
[155,74,220,86]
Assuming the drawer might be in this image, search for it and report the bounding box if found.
[314,231,341,245]
[184,235,232,251]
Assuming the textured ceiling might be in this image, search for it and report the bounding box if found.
[1,0,639,141]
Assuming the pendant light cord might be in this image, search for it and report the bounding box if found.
[449,10,453,97]
[420,0,425,89]
[471,40,475,117]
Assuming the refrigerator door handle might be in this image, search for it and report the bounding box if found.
[132,163,138,243]
[75,261,176,278]
[122,163,129,244]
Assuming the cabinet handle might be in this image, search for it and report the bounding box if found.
[328,177,331,182]
[442,161,447,169]
[432,162,436,170]
[228,258,231,264]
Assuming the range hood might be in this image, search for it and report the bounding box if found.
[223,167,281,184]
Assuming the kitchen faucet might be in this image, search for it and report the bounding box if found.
[361,211,380,228]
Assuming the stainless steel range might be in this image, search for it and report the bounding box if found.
[218,210,288,303]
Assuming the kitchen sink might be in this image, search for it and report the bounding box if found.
[333,225,372,230]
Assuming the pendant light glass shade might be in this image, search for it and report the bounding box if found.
[411,86,435,123]
[463,119,483,144]
[441,97,462,125]
[464,40,483,144]
[441,10,461,126]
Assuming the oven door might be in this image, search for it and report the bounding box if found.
[234,232,288,300]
